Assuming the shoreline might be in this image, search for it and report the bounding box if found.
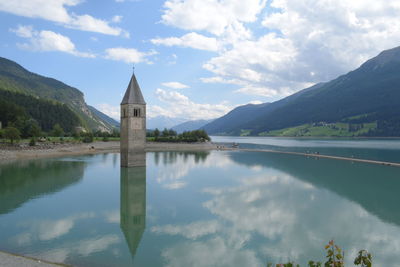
[212,135,400,140]
[0,250,69,267]
[0,141,220,164]
[1,140,399,168]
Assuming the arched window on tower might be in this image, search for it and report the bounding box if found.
[134,108,141,117]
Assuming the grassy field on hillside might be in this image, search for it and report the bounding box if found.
[259,122,377,137]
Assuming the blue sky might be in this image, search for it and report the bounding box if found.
[1,0,400,121]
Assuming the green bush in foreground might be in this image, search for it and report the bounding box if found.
[267,240,372,267]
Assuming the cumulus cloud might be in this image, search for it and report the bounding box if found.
[37,235,120,263]
[13,212,96,246]
[161,82,189,89]
[104,47,157,64]
[152,151,233,190]
[151,32,219,51]
[111,15,123,23]
[148,88,232,120]
[261,0,400,81]
[152,220,221,240]
[11,25,95,58]
[0,0,127,36]
[158,0,400,99]
[161,0,267,36]
[96,103,120,121]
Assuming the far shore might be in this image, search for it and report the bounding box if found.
[212,135,400,139]
[1,140,399,168]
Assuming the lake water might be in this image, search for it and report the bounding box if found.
[1,142,400,266]
[212,136,400,163]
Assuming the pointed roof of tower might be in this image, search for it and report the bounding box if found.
[121,72,146,105]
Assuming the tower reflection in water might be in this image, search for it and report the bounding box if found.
[120,164,146,261]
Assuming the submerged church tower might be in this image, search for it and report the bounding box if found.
[120,71,146,167]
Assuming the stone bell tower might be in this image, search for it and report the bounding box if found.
[120,70,146,167]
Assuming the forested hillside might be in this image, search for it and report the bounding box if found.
[0,57,116,132]
[0,89,80,133]
[203,46,400,137]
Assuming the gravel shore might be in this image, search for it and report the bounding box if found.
[0,251,68,267]
[0,141,222,163]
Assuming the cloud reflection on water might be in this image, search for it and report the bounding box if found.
[153,151,234,190]
[151,152,400,266]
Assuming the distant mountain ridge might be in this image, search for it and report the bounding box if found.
[147,116,187,130]
[0,57,116,132]
[203,46,400,137]
[172,119,214,133]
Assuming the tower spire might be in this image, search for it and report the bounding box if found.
[121,70,145,105]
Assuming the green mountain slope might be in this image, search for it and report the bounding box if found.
[202,103,270,135]
[172,119,213,133]
[204,46,400,137]
[0,89,80,132]
[0,57,116,132]
[88,105,120,128]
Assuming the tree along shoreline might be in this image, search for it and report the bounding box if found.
[147,128,211,143]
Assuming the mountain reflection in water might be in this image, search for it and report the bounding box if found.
[228,151,400,227]
[0,159,86,215]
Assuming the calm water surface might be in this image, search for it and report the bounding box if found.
[0,151,400,266]
[212,136,400,163]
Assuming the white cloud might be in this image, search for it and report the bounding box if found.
[162,0,267,36]
[104,210,120,224]
[13,212,95,246]
[235,86,295,98]
[149,88,232,120]
[77,235,120,256]
[248,100,263,105]
[162,82,189,89]
[152,220,220,240]
[261,0,400,81]
[67,14,126,36]
[12,24,34,38]
[104,47,157,64]
[111,15,123,23]
[161,237,262,267]
[158,0,400,99]
[38,219,75,241]
[152,151,234,190]
[167,53,178,65]
[151,32,219,51]
[0,0,127,36]
[11,25,95,58]
[38,235,120,263]
[200,76,244,86]
[96,103,120,121]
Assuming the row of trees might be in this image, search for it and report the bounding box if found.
[0,122,121,145]
[0,123,66,144]
[147,128,210,143]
